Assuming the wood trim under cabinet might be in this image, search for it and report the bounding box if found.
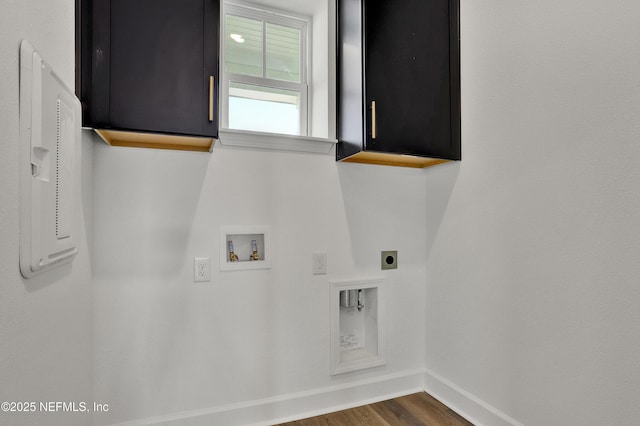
[339,151,450,168]
[94,129,214,152]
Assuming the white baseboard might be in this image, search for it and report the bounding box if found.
[110,369,426,426]
[423,369,525,426]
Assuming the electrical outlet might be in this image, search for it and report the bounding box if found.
[194,257,211,282]
[312,252,327,275]
[381,250,398,270]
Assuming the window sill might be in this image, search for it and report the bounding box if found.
[218,129,337,154]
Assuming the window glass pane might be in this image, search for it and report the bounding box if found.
[225,15,263,77]
[229,82,301,135]
[266,23,301,83]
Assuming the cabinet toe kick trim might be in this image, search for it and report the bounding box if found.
[339,151,451,168]
[94,129,214,152]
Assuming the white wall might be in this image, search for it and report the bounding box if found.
[425,1,640,425]
[0,1,93,426]
[92,145,427,425]
[13,1,637,424]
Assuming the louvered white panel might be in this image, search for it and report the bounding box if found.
[19,40,80,279]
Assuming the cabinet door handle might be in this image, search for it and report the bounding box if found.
[208,76,214,122]
[371,100,377,139]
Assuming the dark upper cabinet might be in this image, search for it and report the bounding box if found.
[77,0,219,151]
[337,0,460,167]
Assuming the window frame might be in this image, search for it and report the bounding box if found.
[221,2,311,136]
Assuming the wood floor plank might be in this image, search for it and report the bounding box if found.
[284,406,389,426]
[275,392,474,426]
[370,398,425,426]
[395,393,473,426]
[342,406,390,426]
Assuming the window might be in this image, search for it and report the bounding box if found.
[222,3,309,136]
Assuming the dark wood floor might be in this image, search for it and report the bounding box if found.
[275,392,473,426]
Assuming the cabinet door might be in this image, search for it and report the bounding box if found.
[107,0,219,137]
[364,0,457,159]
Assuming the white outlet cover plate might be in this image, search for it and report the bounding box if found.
[194,257,211,282]
[312,252,327,275]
